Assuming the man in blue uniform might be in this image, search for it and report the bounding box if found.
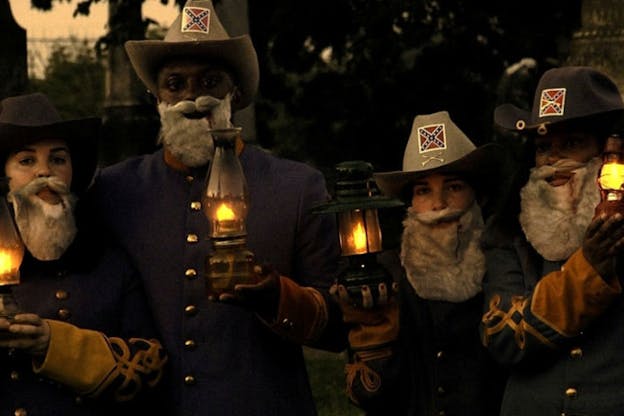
[88,1,346,415]
[482,66,624,415]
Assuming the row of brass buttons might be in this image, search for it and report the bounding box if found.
[183,196,203,387]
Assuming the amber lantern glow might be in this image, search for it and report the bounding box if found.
[0,196,24,317]
[596,134,624,217]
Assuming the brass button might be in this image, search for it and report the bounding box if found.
[10,370,19,381]
[185,269,198,279]
[569,347,583,359]
[75,396,83,405]
[56,270,67,278]
[436,386,445,396]
[565,387,577,398]
[186,234,199,243]
[55,290,68,300]
[184,305,198,316]
[184,339,197,350]
[184,375,196,385]
[436,350,444,359]
[281,318,294,330]
[57,308,71,320]
[14,408,27,416]
[190,201,202,211]
[185,175,194,183]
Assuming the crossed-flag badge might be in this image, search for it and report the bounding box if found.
[418,123,447,153]
[539,88,566,117]
[181,6,211,34]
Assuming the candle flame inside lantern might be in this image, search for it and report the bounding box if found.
[216,203,236,221]
[599,162,624,190]
[0,247,22,285]
[352,222,368,253]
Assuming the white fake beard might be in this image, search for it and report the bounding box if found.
[8,177,78,261]
[158,94,233,167]
[400,202,486,302]
[519,157,601,261]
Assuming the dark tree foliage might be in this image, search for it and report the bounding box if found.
[28,40,105,120]
[250,0,581,174]
[30,0,581,175]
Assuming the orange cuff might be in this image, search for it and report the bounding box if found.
[532,249,622,337]
[267,276,328,344]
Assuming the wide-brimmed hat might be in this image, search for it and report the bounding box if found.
[0,93,100,195]
[494,66,624,134]
[125,0,259,110]
[374,111,502,198]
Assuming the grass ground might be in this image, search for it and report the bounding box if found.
[304,347,365,416]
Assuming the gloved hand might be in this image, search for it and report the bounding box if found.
[0,313,50,357]
[218,264,281,322]
[330,282,399,351]
[583,213,624,281]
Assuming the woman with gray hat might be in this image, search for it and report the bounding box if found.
[481,66,624,415]
[337,111,507,415]
[0,93,166,416]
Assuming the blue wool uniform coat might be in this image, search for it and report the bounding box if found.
[0,233,163,416]
[482,231,624,416]
[89,144,345,416]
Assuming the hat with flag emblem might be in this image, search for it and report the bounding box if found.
[125,0,259,110]
[373,111,502,198]
[494,66,624,134]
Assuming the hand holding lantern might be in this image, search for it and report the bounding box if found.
[313,161,403,308]
[595,134,624,218]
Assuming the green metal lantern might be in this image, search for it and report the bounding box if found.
[313,161,403,306]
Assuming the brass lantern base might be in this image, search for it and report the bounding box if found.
[0,285,19,320]
[205,237,257,298]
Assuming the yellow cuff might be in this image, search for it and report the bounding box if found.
[33,319,116,395]
[268,276,328,344]
[532,249,622,337]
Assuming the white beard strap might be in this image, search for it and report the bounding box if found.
[519,157,601,261]
[8,177,78,261]
[400,202,486,302]
[158,94,233,168]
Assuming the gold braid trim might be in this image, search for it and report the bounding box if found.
[482,294,555,349]
[92,337,167,402]
[344,349,392,405]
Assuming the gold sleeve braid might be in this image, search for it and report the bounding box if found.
[90,337,168,402]
[482,294,555,349]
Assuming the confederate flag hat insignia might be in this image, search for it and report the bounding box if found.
[539,88,566,117]
[181,6,211,34]
[418,123,447,153]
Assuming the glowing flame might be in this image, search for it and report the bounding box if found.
[599,162,624,190]
[352,222,368,252]
[0,247,22,285]
[216,203,236,221]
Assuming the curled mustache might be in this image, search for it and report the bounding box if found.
[11,177,71,200]
[530,158,587,181]
[410,206,466,225]
[165,95,232,129]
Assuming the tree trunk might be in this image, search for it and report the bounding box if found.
[100,0,159,167]
[567,0,624,95]
[215,0,256,143]
[0,0,27,99]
